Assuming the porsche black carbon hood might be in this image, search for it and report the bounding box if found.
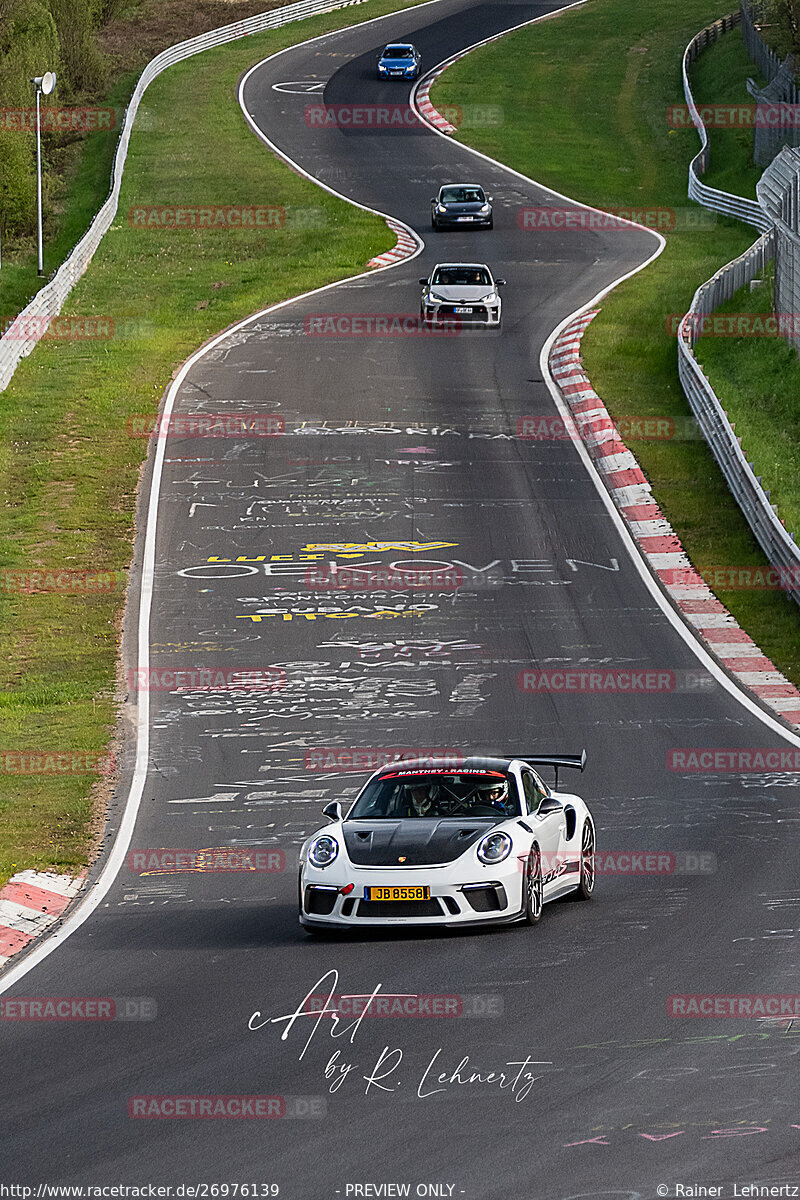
[342,819,494,866]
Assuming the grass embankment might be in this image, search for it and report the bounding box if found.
[0,0,428,890]
[689,25,800,548]
[694,278,800,539]
[0,89,124,322]
[692,24,766,198]
[432,1,800,682]
[0,0,291,320]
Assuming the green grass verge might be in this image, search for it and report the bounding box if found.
[0,72,136,322]
[432,0,800,684]
[694,273,800,540]
[0,0,430,891]
[690,26,766,198]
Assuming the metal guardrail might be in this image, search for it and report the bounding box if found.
[0,0,372,394]
[741,0,800,165]
[682,11,774,231]
[746,63,800,166]
[676,230,800,606]
[740,0,795,84]
[678,16,800,603]
[758,144,800,353]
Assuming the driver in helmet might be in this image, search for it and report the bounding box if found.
[476,778,512,815]
[404,782,436,817]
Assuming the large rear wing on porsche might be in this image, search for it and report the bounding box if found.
[517,751,586,791]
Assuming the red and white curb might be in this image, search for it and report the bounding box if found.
[367,218,421,268]
[0,870,84,970]
[415,73,459,134]
[550,310,800,728]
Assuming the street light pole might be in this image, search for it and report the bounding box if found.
[30,72,56,278]
[35,85,43,276]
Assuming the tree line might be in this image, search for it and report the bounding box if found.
[0,0,124,238]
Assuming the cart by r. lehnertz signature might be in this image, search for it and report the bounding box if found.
[248,969,551,1102]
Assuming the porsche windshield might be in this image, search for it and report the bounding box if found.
[348,772,519,820]
[431,267,491,287]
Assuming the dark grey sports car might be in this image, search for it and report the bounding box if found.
[431,183,493,230]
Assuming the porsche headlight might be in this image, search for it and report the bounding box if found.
[477,831,512,865]
[437,205,447,213]
[480,203,490,212]
[309,835,338,868]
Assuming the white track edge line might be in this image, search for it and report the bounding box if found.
[0,0,464,995]
[541,316,800,747]
[6,0,792,995]
[408,10,800,746]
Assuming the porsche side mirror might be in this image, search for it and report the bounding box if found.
[419,278,429,286]
[322,801,342,821]
[537,796,563,816]
[496,279,507,286]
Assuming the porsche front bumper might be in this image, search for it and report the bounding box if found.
[299,863,524,928]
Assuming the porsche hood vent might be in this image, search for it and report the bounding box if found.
[342,819,493,866]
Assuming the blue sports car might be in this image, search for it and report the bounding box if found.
[377,43,421,80]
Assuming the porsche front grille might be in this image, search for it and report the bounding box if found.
[357,898,443,918]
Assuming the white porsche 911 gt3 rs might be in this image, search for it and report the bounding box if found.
[299,754,595,930]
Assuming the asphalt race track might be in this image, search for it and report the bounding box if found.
[2,2,800,1196]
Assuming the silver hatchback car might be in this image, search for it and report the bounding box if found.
[419,263,505,326]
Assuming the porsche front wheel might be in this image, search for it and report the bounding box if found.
[571,821,595,900]
[523,845,543,925]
